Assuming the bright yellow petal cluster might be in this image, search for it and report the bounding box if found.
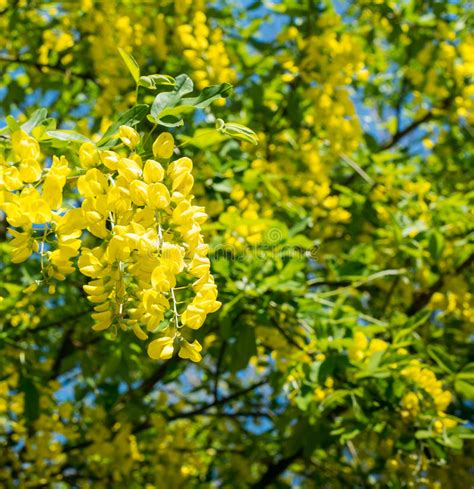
[177,9,236,91]
[74,132,220,361]
[1,114,220,365]
[0,131,84,279]
[348,331,388,363]
[401,361,454,414]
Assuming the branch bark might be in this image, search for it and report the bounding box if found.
[407,252,474,315]
[378,110,433,151]
[250,448,303,488]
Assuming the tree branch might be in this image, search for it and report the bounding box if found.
[378,96,453,151]
[250,448,303,488]
[407,252,474,315]
[378,110,433,151]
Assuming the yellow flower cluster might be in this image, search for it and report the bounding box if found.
[224,179,271,248]
[38,29,74,66]
[177,10,236,91]
[401,391,420,416]
[1,124,220,363]
[297,146,352,234]
[0,130,72,267]
[77,128,220,361]
[397,23,474,123]
[86,4,140,116]
[430,288,474,327]
[314,376,335,402]
[0,375,23,418]
[299,12,365,158]
[401,360,454,419]
[0,372,80,483]
[348,331,388,363]
[0,363,209,486]
[454,35,474,123]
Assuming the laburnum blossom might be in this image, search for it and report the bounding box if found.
[77,132,221,361]
[0,123,221,363]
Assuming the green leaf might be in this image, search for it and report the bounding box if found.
[21,108,48,134]
[320,389,352,411]
[6,115,20,132]
[212,180,233,193]
[366,350,385,372]
[154,84,232,123]
[157,105,196,119]
[182,83,233,108]
[295,392,312,411]
[340,428,361,443]
[230,325,257,372]
[439,434,463,450]
[139,74,175,89]
[394,310,431,343]
[174,74,194,97]
[180,128,227,149]
[19,375,40,424]
[46,130,92,143]
[427,345,455,373]
[97,104,149,146]
[150,92,181,122]
[455,426,474,439]
[457,363,474,381]
[261,175,281,199]
[286,234,315,249]
[454,379,474,401]
[429,231,444,260]
[150,74,194,124]
[150,78,230,127]
[217,120,259,145]
[118,48,140,83]
[415,430,433,440]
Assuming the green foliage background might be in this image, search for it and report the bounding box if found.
[0,0,473,487]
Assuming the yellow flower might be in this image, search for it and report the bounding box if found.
[20,188,51,224]
[148,336,175,360]
[91,309,113,331]
[152,132,174,159]
[18,159,42,183]
[147,182,171,209]
[79,142,99,168]
[401,392,420,415]
[168,157,194,197]
[3,114,220,364]
[129,180,149,206]
[55,31,74,52]
[77,168,108,197]
[78,247,105,278]
[11,130,40,161]
[151,265,175,292]
[107,235,131,262]
[0,165,23,191]
[314,387,326,401]
[9,228,38,263]
[143,159,165,183]
[119,125,140,149]
[433,420,444,434]
[43,156,70,209]
[369,338,388,353]
[178,339,202,362]
[348,331,368,362]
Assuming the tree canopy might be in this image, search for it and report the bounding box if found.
[0,1,473,487]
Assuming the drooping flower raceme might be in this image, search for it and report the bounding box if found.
[0,124,221,363]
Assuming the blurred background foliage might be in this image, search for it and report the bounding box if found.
[0,0,473,487]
